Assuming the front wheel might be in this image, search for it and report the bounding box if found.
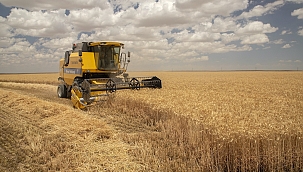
[57,85,67,98]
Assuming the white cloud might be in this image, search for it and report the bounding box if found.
[178,50,200,58]
[0,0,110,10]
[7,8,73,38]
[221,33,240,44]
[282,44,291,48]
[41,37,77,49]
[235,21,277,45]
[236,21,278,35]
[185,56,209,62]
[0,37,25,48]
[291,8,303,19]
[279,60,293,62]
[0,17,14,37]
[281,30,292,35]
[127,40,171,51]
[263,46,271,49]
[176,0,248,17]
[294,60,302,62]
[211,17,238,33]
[174,30,221,42]
[131,1,191,27]
[240,34,269,44]
[78,26,164,42]
[69,7,117,31]
[271,39,284,44]
[0,23,13,37]
[286,0,303,3]
[298,28,303,36]
[1,40,36,54]
[237,0,284,19]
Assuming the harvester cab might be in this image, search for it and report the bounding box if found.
[58,41,162,109]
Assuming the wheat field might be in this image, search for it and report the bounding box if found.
[0,71,302,171]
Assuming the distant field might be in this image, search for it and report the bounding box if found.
[0,73,58,85]
[0,71,302,171]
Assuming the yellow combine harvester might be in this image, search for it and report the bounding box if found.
[58,41,161,109]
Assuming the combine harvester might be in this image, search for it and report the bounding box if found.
[58,41,162,109]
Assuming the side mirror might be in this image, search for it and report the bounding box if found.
[127,56,130,63]
[64,51,70,66]
[79,50,82,57]
[128,51,130,57]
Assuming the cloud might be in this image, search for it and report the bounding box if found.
[291,8,303,19]
[211,17,238,33]
[279,60,293,63]
[0,0,110,10]
[281,30,292,35]
[279,59,301,63]
[298,28,303,36]
[282,44,291,48]
[174,30,221,42]
[0,16,14,37]
[185,56,209,62]
[271,39,284,44]
[41,37,77,49]
[236,21,278,35]
[286,0,303,3]
[0,37,25,48]
[235,21,277,45]
[279,60,302,63]
[237,0,284,19]
[0,39,28,52]
[7,8,73,38]
[221,33,240,44]
[69,7,117,31]
[135,13,189,27]
[175,0,248,17]
[130,1,191,27]
[240,34,269,44]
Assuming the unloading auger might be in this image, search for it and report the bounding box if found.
[57,41,162,109]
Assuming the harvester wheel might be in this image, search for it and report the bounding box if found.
[57,85,67,98]
[129,78,140,90]
[106,79,116,94]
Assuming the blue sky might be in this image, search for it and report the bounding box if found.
[0,0,302,73]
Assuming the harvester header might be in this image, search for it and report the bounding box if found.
[58,41,161,109]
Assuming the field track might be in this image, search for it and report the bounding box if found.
[0,84,56,171]
[0,82,69,104]
[0,82,158,135]
[0,107,40,171]
[0,82,147,171]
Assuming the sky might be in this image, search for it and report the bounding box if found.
[0,0,303,73]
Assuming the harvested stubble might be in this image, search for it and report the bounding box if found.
[0,89,143,171]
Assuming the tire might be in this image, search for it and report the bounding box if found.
[57,85,67,98]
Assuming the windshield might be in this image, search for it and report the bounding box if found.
[94,46,120,70]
